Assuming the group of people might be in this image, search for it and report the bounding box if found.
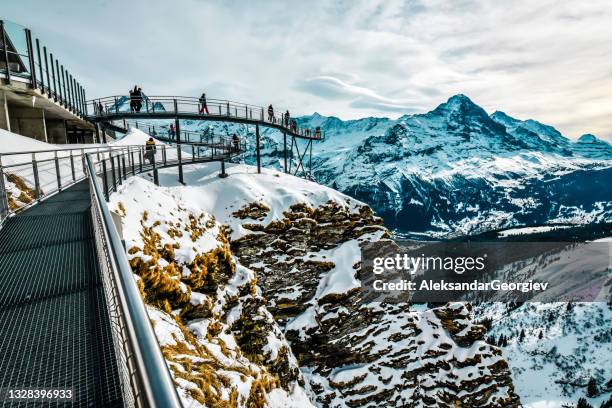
[129,86,144,112]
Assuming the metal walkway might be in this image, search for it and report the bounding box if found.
[87,95,324,141]
[0,142,238,407]
[0,181,123,407]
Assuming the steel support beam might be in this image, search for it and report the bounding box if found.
[256,124,261,174]
[175,99,183,184]
[283,131,287,173]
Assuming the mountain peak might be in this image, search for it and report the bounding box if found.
[578,133,597,143]
[428,94,491,123]
[446,94,476,106]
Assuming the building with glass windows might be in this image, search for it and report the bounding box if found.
[0,19,94,144]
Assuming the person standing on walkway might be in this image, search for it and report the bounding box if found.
[145,137,156,165]
[168,123,176,139]
[135,87,143,112]
[268,104,274,123]
[129,87,135,112]
[199,93,209,114]
[284,110,290,127]
[232,134,240,152]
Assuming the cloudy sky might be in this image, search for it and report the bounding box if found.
[3,0,612,140]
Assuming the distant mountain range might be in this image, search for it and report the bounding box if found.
[164,94,612,239]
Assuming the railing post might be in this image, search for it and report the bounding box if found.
[55,60,62,104]
[138,148,142,173]
[102,159,109,201]
[162,146,167,166]
[152,153,159,186]
[25,29,37,89]
[49,53,57,101]
[31,153,41,200]
[219,159,228,178]
[36,39,44,91]
[226,101,230,116]
[81,148,86,175]
[110,153,116,192]
[0,158,8,222]
[121,154,127,180]
[60,66,68,108]
[130,150,135,175]
[115,96,119,114]
[70,151,76,181]
[54,151,61,191]
[1,21,11,84]
[43,46,51,98]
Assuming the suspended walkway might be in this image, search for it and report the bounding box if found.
[87,95,324,178]
[0,139,245,407]
[86,95,324,140]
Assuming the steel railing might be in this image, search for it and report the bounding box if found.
[87,95,325,140]
[0,139,246,406]
[86,153,183,408]
[0,136,244,225]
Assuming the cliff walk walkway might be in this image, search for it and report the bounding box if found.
[0,139,245,407]
[87,95,324,179]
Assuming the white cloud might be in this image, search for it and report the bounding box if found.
[3,0,611,140]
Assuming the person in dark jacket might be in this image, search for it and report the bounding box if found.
[129,87,136,112]
[232,134,240,152]
[135,87,143,112]
[199,93,209,114]
[168,123,176,139]
[284,110,290,127]
[267,104,274,123]
[144,137,156,164]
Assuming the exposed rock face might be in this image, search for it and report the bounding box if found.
[4,173,37,211]
[110,183,313,408]
[230,201,521,407]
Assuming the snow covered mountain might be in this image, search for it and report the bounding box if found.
[105,146,522,407]
[171,94,611,239]
[299,95,612,238]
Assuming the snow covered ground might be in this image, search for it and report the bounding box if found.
[474,302,612,408]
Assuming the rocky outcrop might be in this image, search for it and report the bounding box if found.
[4,172,37,211]
[230,200,521,407]
[113,195,312,408]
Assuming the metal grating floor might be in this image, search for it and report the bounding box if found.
[0,181,123,407]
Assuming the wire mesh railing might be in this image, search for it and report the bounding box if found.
[86,154,183,408]
[88,95,325,140]
[0,18,87,117]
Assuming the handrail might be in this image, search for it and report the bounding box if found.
[86,95,325,140]
[86,154,183,407]
[0,135,245,225]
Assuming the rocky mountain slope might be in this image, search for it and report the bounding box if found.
[109,160,522,407]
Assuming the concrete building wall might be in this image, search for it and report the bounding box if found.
[7,106,48,142]
[0,91,10,132]
[46,119,68,144]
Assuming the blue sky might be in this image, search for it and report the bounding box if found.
[3,0,612,140]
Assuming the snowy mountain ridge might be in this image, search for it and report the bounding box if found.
[170,94,611,238]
